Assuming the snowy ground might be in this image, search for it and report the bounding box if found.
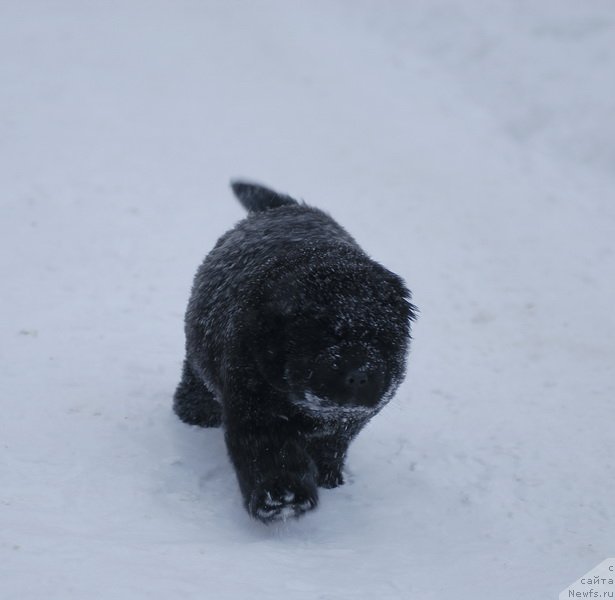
[2,2,614,598]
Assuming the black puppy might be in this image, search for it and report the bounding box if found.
[174,182,416,522]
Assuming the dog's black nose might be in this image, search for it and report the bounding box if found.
[344,369,369,391]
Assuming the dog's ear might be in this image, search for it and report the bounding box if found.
[241,299,292,392]
[380,269,418,324]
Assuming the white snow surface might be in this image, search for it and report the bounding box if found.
[1,2,614,598]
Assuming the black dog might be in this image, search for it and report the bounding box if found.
[174,182,416,522]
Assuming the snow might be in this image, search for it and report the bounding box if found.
[1,1,614,598]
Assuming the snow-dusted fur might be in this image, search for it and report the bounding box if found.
[174,182,416,522]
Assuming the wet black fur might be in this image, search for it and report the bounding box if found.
[174,181,416,522]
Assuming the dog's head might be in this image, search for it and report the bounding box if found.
[246,256,416,414]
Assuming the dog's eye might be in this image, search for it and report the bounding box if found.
[315,346,341,370]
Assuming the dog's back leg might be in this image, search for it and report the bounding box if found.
[173,360,222,427]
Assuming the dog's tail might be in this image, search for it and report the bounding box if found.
[230,180,298,213]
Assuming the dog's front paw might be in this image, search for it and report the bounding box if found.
[249,474,318,523]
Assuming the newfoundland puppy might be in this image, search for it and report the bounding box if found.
[173,181,416,522]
